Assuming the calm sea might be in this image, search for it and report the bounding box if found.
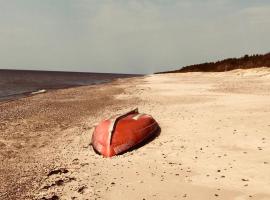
[0,70,140,102]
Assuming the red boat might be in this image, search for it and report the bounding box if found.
[92,108,158,157]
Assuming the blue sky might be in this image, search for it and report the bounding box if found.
[0,0,269,74]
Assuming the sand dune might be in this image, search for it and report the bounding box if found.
[1,68,270,200]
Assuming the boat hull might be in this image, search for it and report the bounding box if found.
[92,110,158,157]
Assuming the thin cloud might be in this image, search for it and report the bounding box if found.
[0,0,269,73]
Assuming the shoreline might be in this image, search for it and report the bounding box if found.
[0,80,113,104]
[1,68,270,200]
[0,69,141,103]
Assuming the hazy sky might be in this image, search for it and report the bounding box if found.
[0,0,269,74]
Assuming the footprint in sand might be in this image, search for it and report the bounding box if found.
[38,167,79,199]
[40,195,59,200]
[77,186,88,194]
[47,168,69,176]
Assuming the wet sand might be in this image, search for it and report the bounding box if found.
[1,68,270,200]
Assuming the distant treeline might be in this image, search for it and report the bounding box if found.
[157,52,270,73]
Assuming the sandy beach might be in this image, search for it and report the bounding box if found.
[1,68,270,200]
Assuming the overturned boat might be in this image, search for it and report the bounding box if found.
[92,108,159,157]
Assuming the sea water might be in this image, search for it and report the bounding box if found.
[0,70,139,101]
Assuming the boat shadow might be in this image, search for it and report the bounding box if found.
[122,125,161,156]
